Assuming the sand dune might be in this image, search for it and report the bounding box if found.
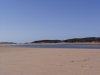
[0,47,100,75]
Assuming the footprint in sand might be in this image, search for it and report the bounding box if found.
[70,58,90,63]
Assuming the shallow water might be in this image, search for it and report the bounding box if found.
[12,44,100,49]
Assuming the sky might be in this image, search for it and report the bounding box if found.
[0,0,100,43]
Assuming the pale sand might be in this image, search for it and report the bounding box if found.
[0,47,100,75]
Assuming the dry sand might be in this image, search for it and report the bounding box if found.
[0,47,100,75]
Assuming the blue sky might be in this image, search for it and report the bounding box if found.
[0,0,100,43]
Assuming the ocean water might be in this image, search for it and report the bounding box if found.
[13,44,100,49]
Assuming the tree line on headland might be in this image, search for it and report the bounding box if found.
[0,37,100,44]
[32,37,100,43]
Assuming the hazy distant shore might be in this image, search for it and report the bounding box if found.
[0,37,100,46]
[0,42,100,47]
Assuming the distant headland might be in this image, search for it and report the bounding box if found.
[32,37,100,44]
[0,42,16,44]
[0,37,100,45]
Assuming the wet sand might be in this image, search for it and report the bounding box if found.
[0,47,100,75]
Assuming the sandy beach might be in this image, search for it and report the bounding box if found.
[0,47,100,75]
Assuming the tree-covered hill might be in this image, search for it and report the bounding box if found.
[32,37,100,43]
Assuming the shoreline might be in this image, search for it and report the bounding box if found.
[0,42,100,46]
[32,42,100,45]
[0,43,100,49]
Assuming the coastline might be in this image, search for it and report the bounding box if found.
[0,42,100,47]
[32,42,100,45]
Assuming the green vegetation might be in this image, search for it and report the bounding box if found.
[63,37,100,42]
[33,40,61,43]
[32,37,100,43]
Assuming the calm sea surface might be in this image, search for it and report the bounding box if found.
[12,44,100,49]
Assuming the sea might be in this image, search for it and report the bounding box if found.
[12,44,100,49]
